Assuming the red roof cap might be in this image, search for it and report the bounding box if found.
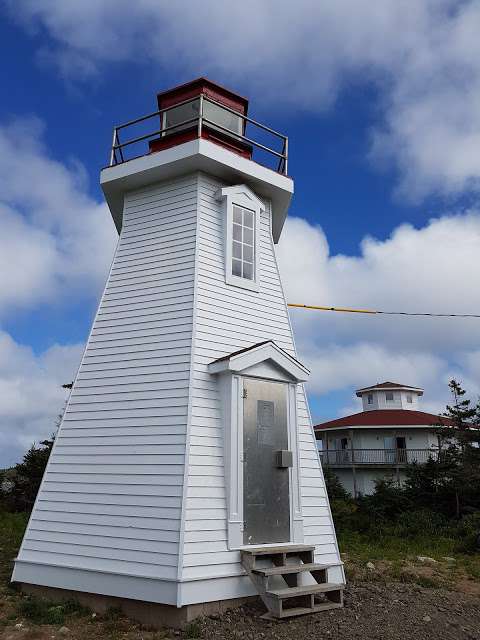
[356,381,423,397]
[156,77,249,114]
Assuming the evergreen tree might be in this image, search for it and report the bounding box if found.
[1,437,54,512]
[436,379,480,518]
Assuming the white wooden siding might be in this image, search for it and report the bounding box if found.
[16,175,198,580]
[15,170,341,605]
[179,173,341,581]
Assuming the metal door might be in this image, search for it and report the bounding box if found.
[243,378,290,545]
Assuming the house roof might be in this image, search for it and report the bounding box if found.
[356,381,424,396]
[314,409,453,431]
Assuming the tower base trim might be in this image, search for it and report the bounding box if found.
[20,584,257,629]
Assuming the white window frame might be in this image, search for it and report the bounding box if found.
[386,391,394,402]
[216,184,264,292]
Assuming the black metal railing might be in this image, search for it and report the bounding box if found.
[108,95,288,174]
[319,448,442,466]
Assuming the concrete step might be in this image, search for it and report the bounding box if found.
[252,563,330,576]
[267,582,344,599]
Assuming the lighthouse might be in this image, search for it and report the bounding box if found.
[13,79,345,623]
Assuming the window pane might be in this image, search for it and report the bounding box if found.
[243,244,253,262]
[243,227,254,245]
[232,259,242,277]
[232,241,242,259]
[242,261,254,280]
[243,209,254,228]
[203,101,242,135]
[163,99,200,134]
[233,223,242,241]
[233,206,243,225]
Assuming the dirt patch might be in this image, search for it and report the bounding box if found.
[456,579,480,597]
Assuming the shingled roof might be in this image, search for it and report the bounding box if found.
[314,409,453,431]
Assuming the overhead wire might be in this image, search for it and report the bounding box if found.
[287,303,480,318]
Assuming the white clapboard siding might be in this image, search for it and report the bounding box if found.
[16,175,198,579]
[180,173,340,581]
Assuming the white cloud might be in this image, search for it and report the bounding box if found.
[0,117,117,316]
[276,213,480,413]
[0,331,83,467]
[0,117,116,466]
[5,0,480,200]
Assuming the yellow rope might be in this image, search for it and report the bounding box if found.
[287,303,377,314]
[287,304,480,318]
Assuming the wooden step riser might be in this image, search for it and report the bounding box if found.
[261,599,344,620]
[247,551,315,571]
[267,582,344,599]
[252,563,330,577]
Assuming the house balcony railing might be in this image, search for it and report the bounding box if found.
[319,448,442,467]
[108,95,288,174]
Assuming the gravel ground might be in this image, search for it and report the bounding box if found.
[192,581,480,640]
[1,581,480,639]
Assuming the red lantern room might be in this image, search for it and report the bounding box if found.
[149,77,252,159]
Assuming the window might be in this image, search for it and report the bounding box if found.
[367,393,373,404]
[163,99,200,135]
[203,100,242,135]
[232,205,255,281]
[162,98,242,137]
[406,394,413,403]
[386,391,394,402]
[216,185,263,292]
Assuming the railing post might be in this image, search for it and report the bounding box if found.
[116,130,125,164]
[110,127,117,166]
[284,137,288,175]
[198,94,204,139]
[349,429,357,499]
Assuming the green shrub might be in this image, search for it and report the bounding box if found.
[185,621,202,638]
[18,596,90,625]
[454,512,480,552]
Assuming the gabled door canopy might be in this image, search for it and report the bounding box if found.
[208,340,310,382]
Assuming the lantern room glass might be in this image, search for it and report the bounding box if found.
[162,98,243,136]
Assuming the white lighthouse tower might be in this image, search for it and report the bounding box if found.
[13,79,344,623]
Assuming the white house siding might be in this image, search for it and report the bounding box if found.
[179,173,341,585]
[14,175,199,585]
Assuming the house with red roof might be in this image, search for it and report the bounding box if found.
[314,382,451,496]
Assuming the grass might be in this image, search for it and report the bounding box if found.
[337,529,459,562]
[337,529,480,590]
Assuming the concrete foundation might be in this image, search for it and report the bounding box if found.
[21,584,258,629]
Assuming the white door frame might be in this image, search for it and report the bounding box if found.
[219,370,304,549]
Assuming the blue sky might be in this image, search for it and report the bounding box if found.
[1,1,480,466]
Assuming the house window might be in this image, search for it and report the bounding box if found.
[406,394,413,403]
[386,392,394,402]
[367,393,373,404]
[232,205,255,281]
